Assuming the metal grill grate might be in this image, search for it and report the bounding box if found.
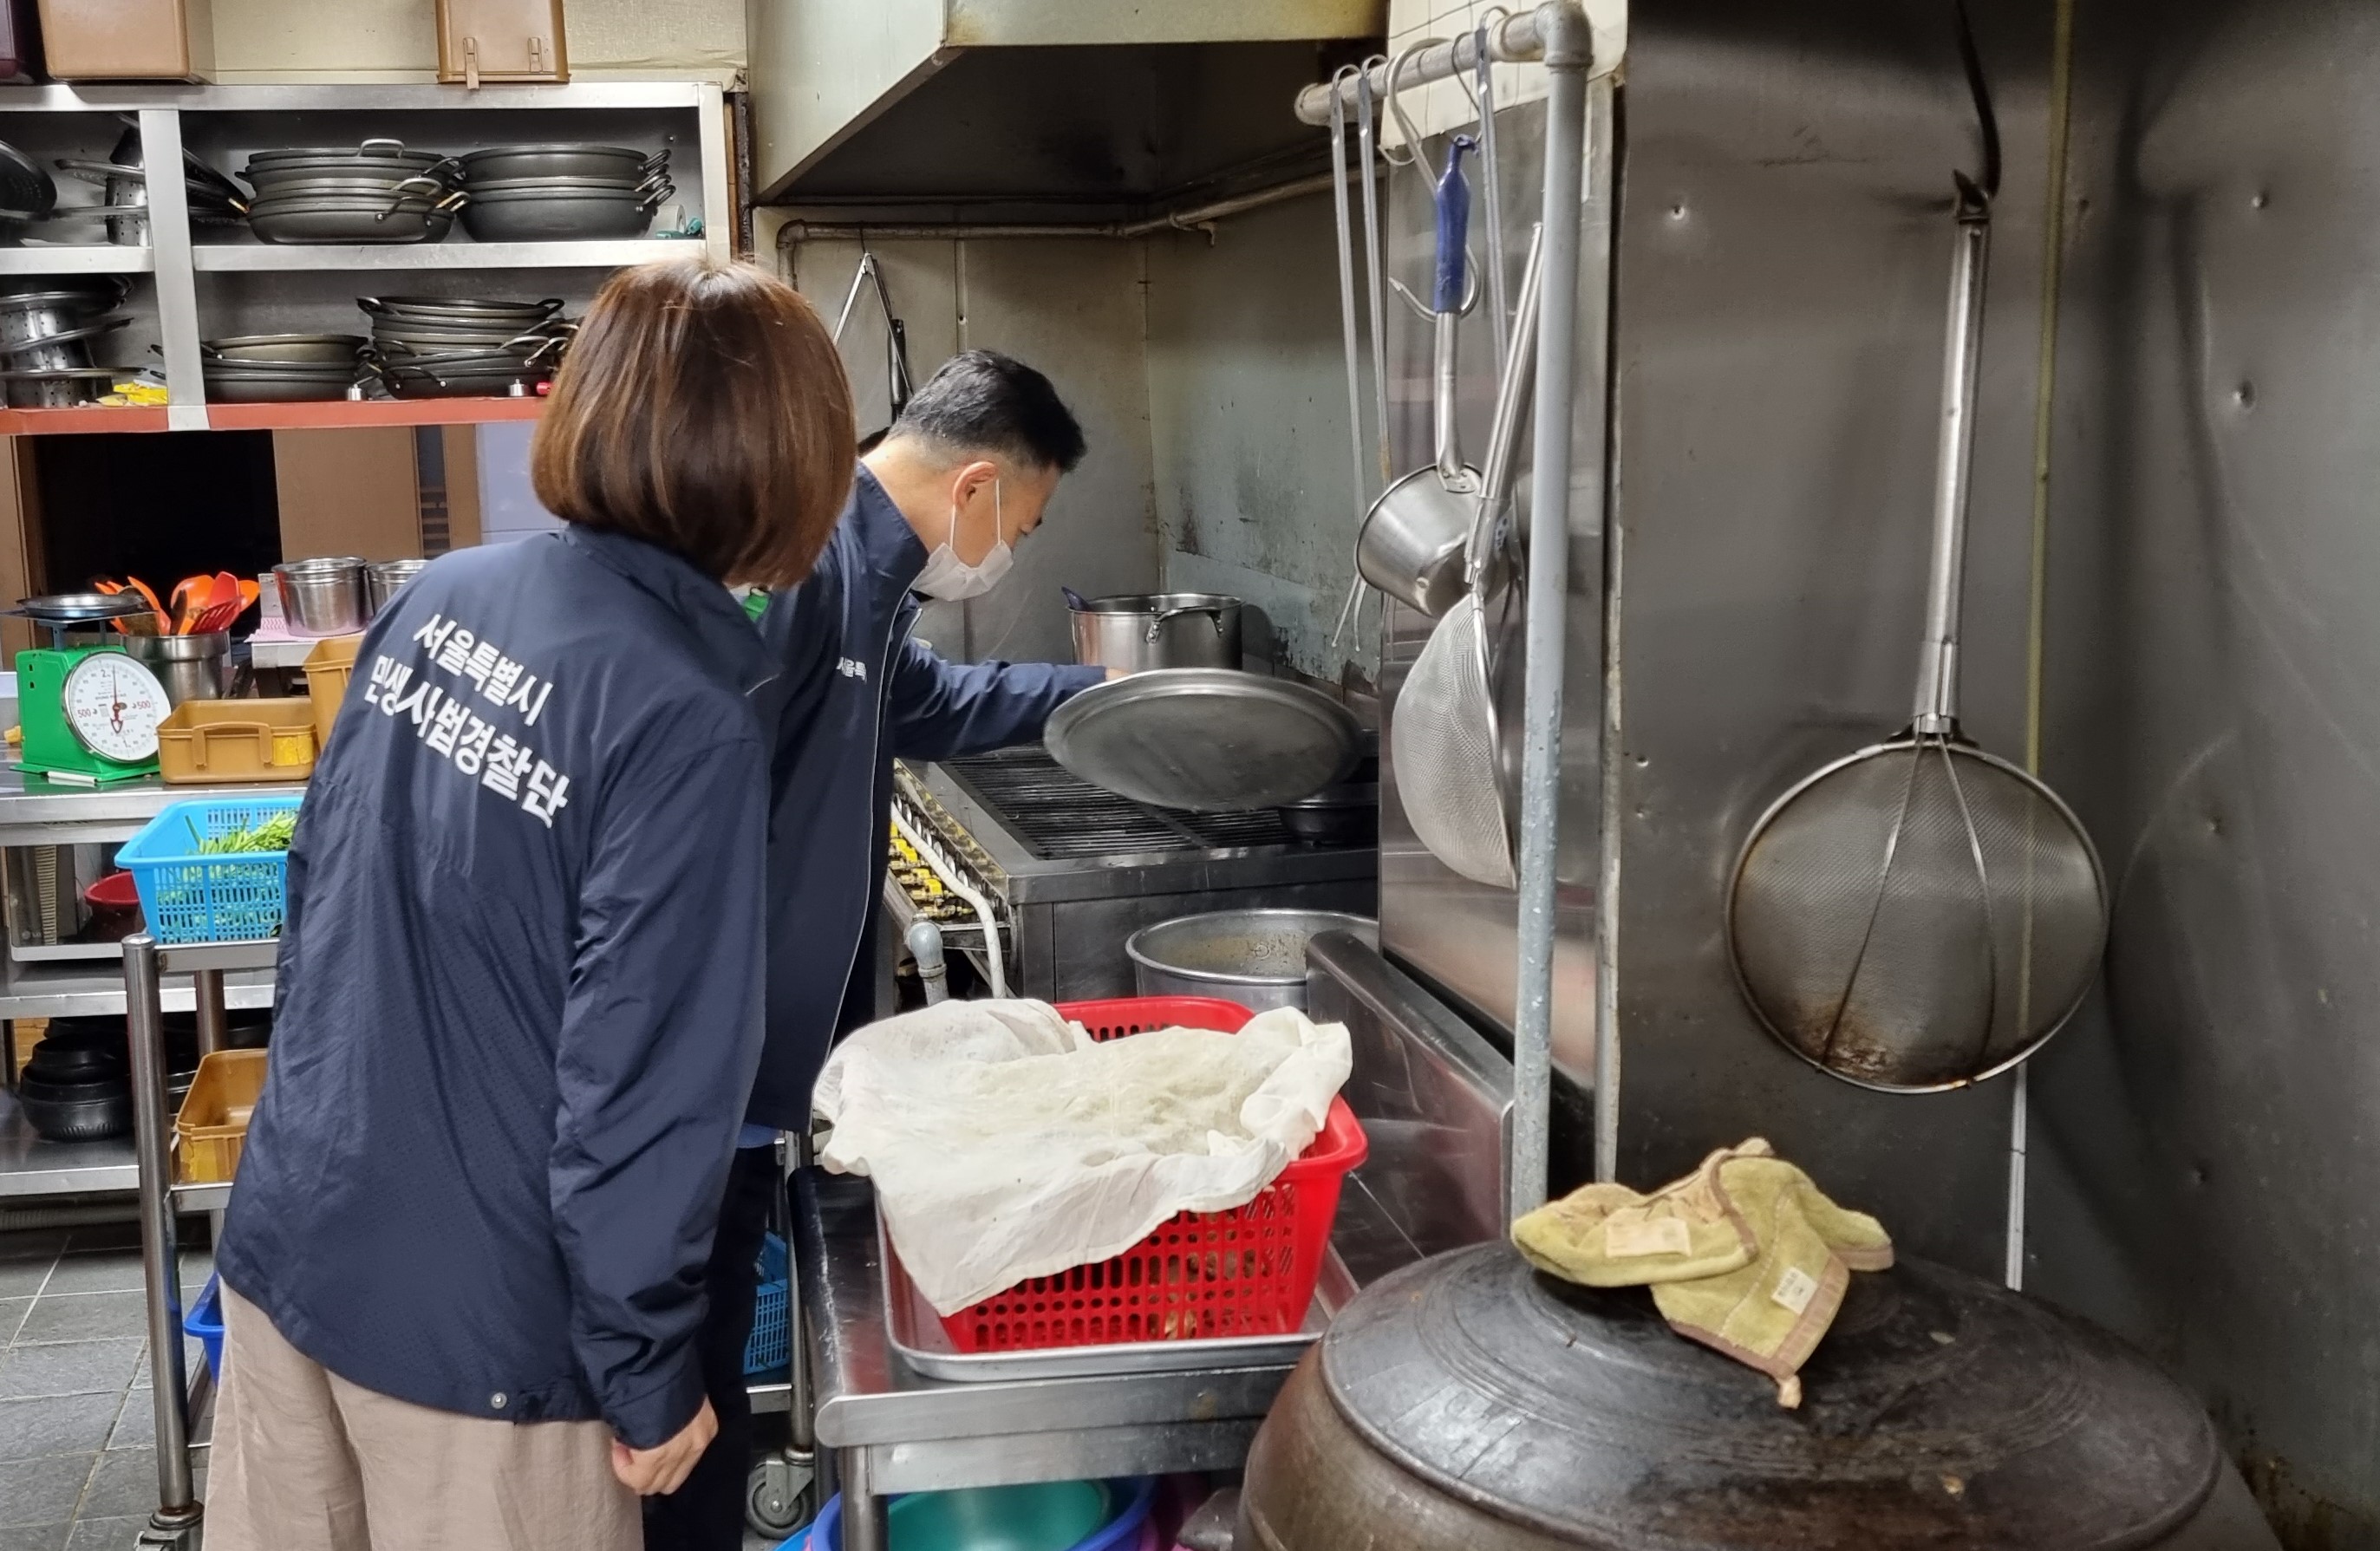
[942,747,1309,859]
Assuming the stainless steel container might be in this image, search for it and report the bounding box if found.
[1068,592,1242,674]
[274,557,368,636]
[366,557,429,613]
[1126,908,1378,1011]
[122,630,229,707]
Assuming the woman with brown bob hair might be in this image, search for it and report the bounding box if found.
[205,258,851,1551]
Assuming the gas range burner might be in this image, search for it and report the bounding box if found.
[887,747,1376,1003]
[939,746,1345,860]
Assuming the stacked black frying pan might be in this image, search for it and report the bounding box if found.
[203,334,368,402]
[230,140,672,246]
[456,145,674,241]
[241,140,466,245]
[360,296,571,398]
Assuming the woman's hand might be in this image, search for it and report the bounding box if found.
[611,1398,717,1496]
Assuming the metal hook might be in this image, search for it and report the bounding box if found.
[1388,270,1480,320]
[1382,40,1440,172]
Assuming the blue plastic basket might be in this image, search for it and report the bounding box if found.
[115,796,304,944]
[744,1232,790,1376]
[186,1274,225,1378]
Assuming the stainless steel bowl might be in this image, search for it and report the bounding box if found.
[274,557,368,636]
[122,631,231,707]
[366,558,428,613]
[1125,909,1379,1012]
[1068,592,1242,674]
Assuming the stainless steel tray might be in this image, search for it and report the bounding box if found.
[879,1217,1354,1383]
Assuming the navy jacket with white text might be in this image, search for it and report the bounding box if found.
[217,527,773,1450]
[747,466,1102,1130]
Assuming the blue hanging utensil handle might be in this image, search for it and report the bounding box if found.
[1432,134,1477,315]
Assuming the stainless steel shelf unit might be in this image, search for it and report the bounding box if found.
[0,81,731,432]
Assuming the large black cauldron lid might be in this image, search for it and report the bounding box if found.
[1317,1244,2225,1549]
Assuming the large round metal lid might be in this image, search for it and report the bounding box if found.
[6,592,154,626]
[1045,668,1360,811]
[1319,1245,2222,1550]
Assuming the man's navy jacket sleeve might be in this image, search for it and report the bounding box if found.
[885,635,1103,760]
[549,732,769,1449]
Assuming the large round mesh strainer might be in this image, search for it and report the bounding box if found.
[1726,179,2109,1092]
[1729,738,2106,1090]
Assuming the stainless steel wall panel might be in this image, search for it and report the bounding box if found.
[786,236,1162,666]
[2029,0,2380,1537]
[1604,0,2058,1275]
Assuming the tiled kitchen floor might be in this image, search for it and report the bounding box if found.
[0,1223,211,1551]
[0,1224,792,1550]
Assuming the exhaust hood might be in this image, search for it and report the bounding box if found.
[748,0,1385,210]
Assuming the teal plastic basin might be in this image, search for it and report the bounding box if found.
[889,1480,1109,1550]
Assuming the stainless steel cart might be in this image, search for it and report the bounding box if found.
[121,932,274,1551]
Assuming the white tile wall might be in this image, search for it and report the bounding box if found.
[1382,0,1624,147]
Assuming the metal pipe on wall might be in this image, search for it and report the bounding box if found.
[1510,0,1596,1215]
[1293,10,1559,127]
[775,172,1336,246]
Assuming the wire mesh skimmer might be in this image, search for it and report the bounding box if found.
[1726,173,2108,1094]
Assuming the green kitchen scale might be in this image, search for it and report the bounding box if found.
[7,593,173,785]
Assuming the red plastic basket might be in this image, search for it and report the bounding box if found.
[932,995,1368,1353]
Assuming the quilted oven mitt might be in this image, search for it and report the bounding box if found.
[1511,1138,1893,1408]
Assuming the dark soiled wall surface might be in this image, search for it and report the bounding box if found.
[1612,0,2058,1278]
[2029,0,2380,1542]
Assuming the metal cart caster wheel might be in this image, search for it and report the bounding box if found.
[747,1450,817,1541]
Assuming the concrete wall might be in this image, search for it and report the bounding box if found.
[1144,191,1367,679]
[779,234,1161,666]
[773,193,1360,678]
[2025,0,2380,1541]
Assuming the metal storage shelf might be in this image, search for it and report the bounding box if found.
[0,81,728,436]
[0,82,714,113]
[0,406,168,434]
[0,961,275,1019]
[0,935,277,1205]
[201,397,544,430]
[0,247,155,274]
[191,238,702,272]
[0,1088,138,1196]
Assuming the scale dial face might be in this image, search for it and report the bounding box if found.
[62,652,169,764]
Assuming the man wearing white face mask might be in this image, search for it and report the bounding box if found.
[644,351,1104,1551]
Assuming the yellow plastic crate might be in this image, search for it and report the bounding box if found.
[176,1048,267,1185]
[157,699,317,784]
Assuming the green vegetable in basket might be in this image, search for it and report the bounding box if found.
[199,811,299,855]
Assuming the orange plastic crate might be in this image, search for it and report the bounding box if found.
[932,995,1367,1353]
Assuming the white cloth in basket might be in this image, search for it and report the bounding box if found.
[812,999,1353,1314]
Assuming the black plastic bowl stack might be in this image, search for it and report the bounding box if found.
[358,295,570,399]
[202,334,367,402]
[242,140,465,245]
[456,144,673,242]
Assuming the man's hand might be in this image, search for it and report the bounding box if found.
[1105,667,1128,681]
[610,1398,717,1496]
